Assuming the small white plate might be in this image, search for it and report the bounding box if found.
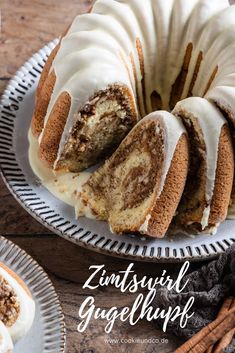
[0,236,65,353]
[0,40,234,262]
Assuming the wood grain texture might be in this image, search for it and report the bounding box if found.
[0,0,94,77]
[1,1,235,352]
[0,179,48,234]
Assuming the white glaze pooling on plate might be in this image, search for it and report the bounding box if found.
[37,0,235,170]
[0,265,35,343]
[28,129,91,208]
[173,97,227,229]
[0,321,13,353]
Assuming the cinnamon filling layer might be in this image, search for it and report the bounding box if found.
[31,70,56,138]
[175,117,207,227]
[107,121,165,210]
[57,85,137,172]
[0,276,20,327]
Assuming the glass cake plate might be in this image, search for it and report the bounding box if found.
[0,40,234,262]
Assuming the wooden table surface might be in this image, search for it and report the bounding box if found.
[1,1,234,352]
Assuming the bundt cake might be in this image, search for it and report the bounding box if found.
[31,0,235,172]
[80,112,189,238]
[0,263,35,342]
[172,97,234,234]
[29,0,235,237]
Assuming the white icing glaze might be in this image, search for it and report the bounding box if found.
[190,4,235,97]
[206,86,235,120]
[0,322,13,353]
[32,0,235,222]
[0,265,35,342]
[173,97,226,229]
[163,0,198,107]
[37,0,234,169]
[180,0,229,98]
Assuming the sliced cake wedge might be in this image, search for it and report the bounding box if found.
[80,111,189,238]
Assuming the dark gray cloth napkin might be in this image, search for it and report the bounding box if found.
[154,244,235,352]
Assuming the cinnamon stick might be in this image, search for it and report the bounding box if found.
[206,297,234,353]
[212,298,235,353]
[174,306,235,353]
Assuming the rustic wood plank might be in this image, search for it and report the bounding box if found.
[0,0,95,77]
[0,179,50,234]
[57,277,183,353]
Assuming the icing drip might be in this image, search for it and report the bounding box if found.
[173,97,226,229]
[38,0,233,168]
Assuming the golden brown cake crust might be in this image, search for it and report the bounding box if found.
[55,85,138,172]
[173,116,208,227]
[31,24,71,138]
[29,7,235,239]
[208,125,234,226]
[31,70,56,138]
[147,134,189,238]
[39,91,71,169]
[36,44,59,102]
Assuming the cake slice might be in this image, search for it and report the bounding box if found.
[0,262,35,342]
[80,111,189,238]
[172,97,234,233]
